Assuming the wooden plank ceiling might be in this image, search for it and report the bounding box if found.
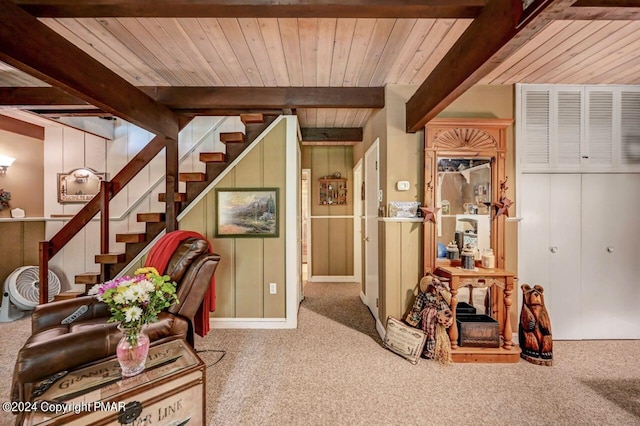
[2,2,640,131]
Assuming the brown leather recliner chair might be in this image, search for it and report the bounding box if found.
[11,237,220,403]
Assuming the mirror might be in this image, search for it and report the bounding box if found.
[422,118,512,274]
[57,168,106,203]
[435,158,491,262]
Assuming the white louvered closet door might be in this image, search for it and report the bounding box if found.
[621,91,640,167]
[586,89,614,167]
[555,89,583,169]
[522,90,551,170]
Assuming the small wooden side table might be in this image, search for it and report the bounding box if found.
[435,265,521,363]
[22,339,205,425]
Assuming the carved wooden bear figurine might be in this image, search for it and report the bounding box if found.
[519,284,553,366]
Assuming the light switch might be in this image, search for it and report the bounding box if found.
[396,181,410,191]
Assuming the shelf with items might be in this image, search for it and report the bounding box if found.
[319,178,347,205]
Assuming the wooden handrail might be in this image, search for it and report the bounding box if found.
[39,134,170,303]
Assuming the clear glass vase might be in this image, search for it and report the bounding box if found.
[116,323,150,377]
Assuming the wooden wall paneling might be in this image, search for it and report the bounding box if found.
[517,21,612,83]
[64,18,160,86]
[357,19,396,86]
[311,218,329,276]
[126,124,152,229]
[178,18,233,86]
[410,19,469,85]
[235,238,263,317]
[383,222,402,320]
[84,220,101,276]
[61,127,85,216]
[23,221,45,266]
[334,108,349,128]
[44,127,63,217]
[198,18,249,86]
[298,18,319,87]
[368,18,416,85]
[279,18,303,87]
[315,109,327,128]
[328,218,347,275]
[580,36,640,84]
[108,120,130,217]
[136,18,203,86]
[218,18,265,86]
[61,227,87,290]
[84,133,106,174]
[40,18,137,84]
[385,19,434,84]
[237,18,277,87]
[179,192,207,236]
[262,121,286,317]
[532,21,633,83]
[316,18,336,86]
[329,18,356,86]
[0,222,24,288]
[165,18,224,86]
[484,20,578,84]
[233,131,264,316]
[257,18,290,86]
[400,221,421,316]
[210,172,236,318]
[101,18,180,85]
[397,19,454,84]
[342,19,376,86]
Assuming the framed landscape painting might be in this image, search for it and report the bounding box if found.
[215,188,279,238]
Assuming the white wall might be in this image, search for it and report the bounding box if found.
[44,116,240,290]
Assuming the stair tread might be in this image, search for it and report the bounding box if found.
[179,172,206,182]
[241,113,265,124]
[220,132,245,143]
[75,272,101,284]
[199,152,226,162]
[116,232,147,243]
[137,212,165,223]
[95,252,126,264]
[158,192,187,202]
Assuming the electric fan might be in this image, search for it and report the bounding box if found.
[0,266,61,322]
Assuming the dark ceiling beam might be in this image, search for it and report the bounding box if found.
[15,0,486,18]
[0,0,179,139]
[406,0,576,133]
[556,0,640,19]
[0,114,44,139]
[301,127,363,143]
[141,87,385,110]
[0,87,89,107]
[0,86,384,110]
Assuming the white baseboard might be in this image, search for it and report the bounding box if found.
[376,318,386,340]
[308,275,356,283]
[359,291,366,304]
[209,318,294,329]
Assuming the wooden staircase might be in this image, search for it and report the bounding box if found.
[62,114,275,297]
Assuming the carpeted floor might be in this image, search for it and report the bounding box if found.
[1,281,639,425]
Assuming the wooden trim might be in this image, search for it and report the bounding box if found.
[141,87,385,110]
[555,0,640,19]
[405,0,574,132]
[16,1,486,18]
[0,114,44,139]
[0,0,179,139]
[301,127,363,142]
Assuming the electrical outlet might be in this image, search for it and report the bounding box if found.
[269,282,277,294]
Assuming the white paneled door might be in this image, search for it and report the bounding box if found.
[581,174,640,339]
[519,173,640,340]
[364,140,380,323]
[519,174,582,340]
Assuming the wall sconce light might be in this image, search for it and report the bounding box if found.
[0,155,15,176]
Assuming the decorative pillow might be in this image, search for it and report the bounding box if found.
[383,316,427,365]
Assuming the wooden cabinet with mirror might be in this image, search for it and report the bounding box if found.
[423,118,518,363]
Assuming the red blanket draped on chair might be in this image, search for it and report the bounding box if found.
[145,230,215,337]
